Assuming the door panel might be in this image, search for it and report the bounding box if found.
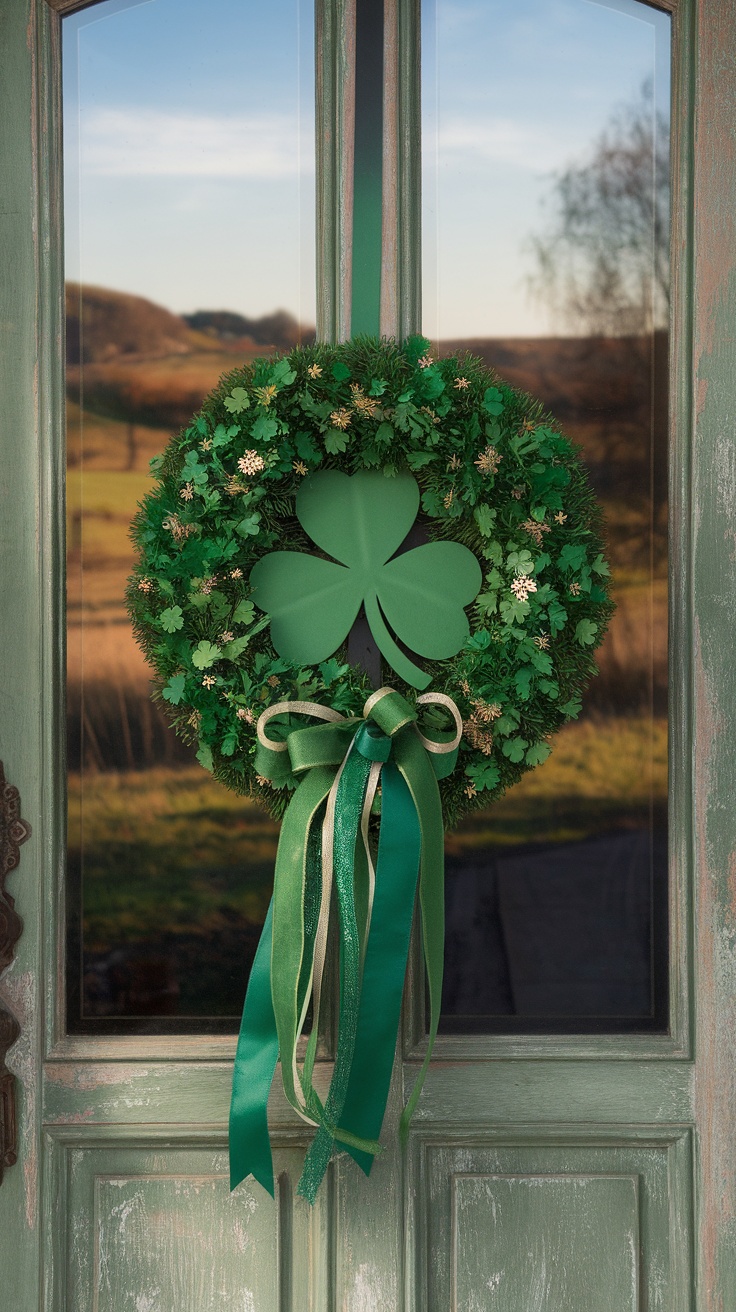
[44,1130,331,1312]
[411,1133,692,1311]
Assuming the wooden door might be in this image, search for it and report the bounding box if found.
[0,0,733,1307]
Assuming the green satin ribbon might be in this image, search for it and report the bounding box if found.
[339,760,421,1177]
[228,688,460,1201]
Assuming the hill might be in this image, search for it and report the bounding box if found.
[184,308,315,350]
[65,282,217,364]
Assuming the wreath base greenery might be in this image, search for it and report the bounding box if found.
[128,335,613,830]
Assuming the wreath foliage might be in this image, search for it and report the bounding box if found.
[127,335,613,829]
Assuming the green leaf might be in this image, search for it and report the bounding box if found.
[474,504,497,537]
[419,369,445,400]
[375,421,394,445]
[476,591,498,616]
[224,387,250,414]
[196,742,214,772]
[250,469,481,690]
[369,378,388,397]
[500,596,530,625]
[295,431,320,462]
[251,413,279,442]
[404,334,431,367]
[465,759,500,791]
[162,673,186,705]
[235,513,262,538]
[547,599,568,633]
[591,552,611,576]
[331,361,351,381]
[159,605,184,633]
[192,640,221,669]
[406,450,436,470]
[494,713,519,735]
[513,666,534,700]
[575,619,598,646]
[558,544,587,573]
[233,599,256,625]
[319,657,350,687]
[530,648,553,674]
[212,423,235,449]
[421,487,444,517]
[506,549,534,575]
[271,358,296,387]
[483,539,504,566]
[466,629,491,651]
[482,387,505,416]
[221,635,251,660]
[525,741,551,767]
[559,696,582,718]
[324,428,349,454]
[502,737,529,763]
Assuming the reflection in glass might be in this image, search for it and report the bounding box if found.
[423,0,670,1031]
[64,0,315,1031]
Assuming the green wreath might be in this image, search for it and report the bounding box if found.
[127,334,613,830]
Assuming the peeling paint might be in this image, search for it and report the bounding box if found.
[0,967,37,1229]
[44,1063,151,1090]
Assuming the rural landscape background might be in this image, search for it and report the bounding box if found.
[66,282,667,1028]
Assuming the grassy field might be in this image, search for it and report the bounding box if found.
[71,711,666,952]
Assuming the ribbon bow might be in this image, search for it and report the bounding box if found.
[229,686,462,1203]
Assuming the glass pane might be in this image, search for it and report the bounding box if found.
[422,0,670,1032]
[64,0,315,1032]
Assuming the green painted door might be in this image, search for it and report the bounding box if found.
[1,0,734,1307]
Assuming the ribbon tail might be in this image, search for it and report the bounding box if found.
[229,899,279,1196]
[271,766,336,1125]
[395,728,446,1144]
[340,761,421,1175]
[297,749,372,1203]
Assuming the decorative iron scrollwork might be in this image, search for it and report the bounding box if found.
[0,761,30,1182]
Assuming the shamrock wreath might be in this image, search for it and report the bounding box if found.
[127,335,613,829]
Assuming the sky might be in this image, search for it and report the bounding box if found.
[63,0,670,338]
[63,0,317,326]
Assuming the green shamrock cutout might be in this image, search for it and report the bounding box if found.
[249,470,482,689]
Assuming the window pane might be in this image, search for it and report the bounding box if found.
[64,0,315,1031]
[422,0,670,1032]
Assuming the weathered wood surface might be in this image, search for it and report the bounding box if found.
[691,0,736,1306]
[1,0,735,1308]
[0,0,50,1304]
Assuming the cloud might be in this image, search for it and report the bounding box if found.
[77,108,314,179]
[431,115,592,174]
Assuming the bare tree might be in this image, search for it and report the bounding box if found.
[529,79,669,336]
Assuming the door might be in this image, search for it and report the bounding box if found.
[0,0,733,1307]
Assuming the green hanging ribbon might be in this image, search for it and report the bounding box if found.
[228,688,462,1200]
[338,760,421,1177]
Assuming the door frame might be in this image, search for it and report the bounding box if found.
[1,0,736,1308]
